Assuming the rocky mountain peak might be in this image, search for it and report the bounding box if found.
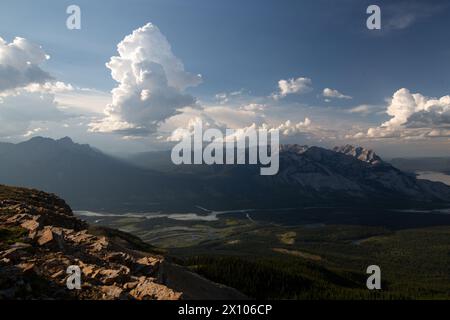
[333,144,383,165]
[57,136,75,145]
[20,136,87,150]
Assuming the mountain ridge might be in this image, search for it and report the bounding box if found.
[0,137,448,210]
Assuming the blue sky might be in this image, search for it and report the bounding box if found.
[0,0,450,156]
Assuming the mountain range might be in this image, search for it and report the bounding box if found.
[0,137,449,211]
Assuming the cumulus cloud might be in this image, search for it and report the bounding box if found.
[0,36,102,137]
[89,23,202,136]
[322,88,352,100]
[0,37,53,93]
[272,77,312,100]
[352,88,450,139]
[159,103,262,140]
[164,101,314,144]
[0,36,80,138]
[273,118,312,136]
[23,127,46,138]
[218,119,321,146]
[24,81,74,94]
[166,118,313,143]
[382,88,450,129]
[166,116,220,142]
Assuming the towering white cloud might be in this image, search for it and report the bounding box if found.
[90,23,202,136]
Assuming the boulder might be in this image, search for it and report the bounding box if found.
[37,227,65,250]
[37,228,54,246]
[130,279,182,300]
[16,262,35,273]
[90,237,109,252]
[98,266,130,285]
[135,256,160,275]
[101,285,128,300]
[105,252,134,265]
[21,219,41,239]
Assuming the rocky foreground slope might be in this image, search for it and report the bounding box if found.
[0,185,246,300]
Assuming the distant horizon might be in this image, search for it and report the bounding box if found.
[2,134,450,160]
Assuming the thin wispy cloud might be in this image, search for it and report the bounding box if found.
[383,0,447,31]
[322,88,352,100]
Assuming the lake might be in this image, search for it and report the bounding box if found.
[416,171,450,186]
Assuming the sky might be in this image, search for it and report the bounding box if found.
[0,0,449,157]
